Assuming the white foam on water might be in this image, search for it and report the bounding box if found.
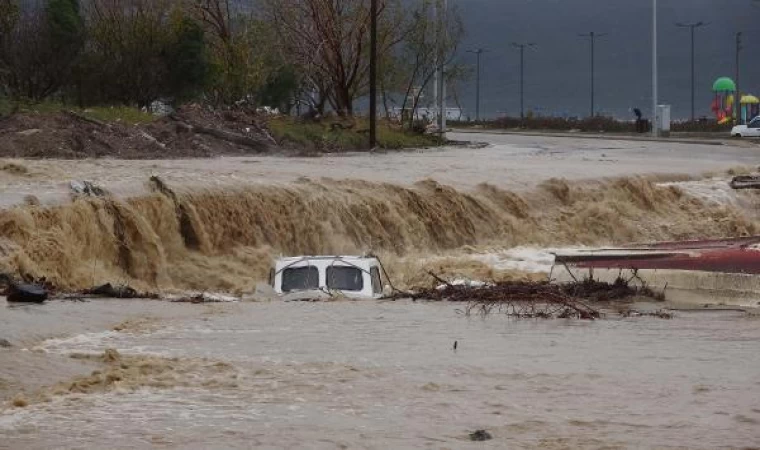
[470,246,582,273]
[34,331,122,355]
[34,330,170,358]
[658,178,738,206]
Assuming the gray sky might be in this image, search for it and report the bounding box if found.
[453,0,760,120]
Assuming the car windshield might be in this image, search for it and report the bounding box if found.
[281,266,319,292]
[327,266,364,291]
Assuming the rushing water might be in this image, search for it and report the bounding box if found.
[1,299,758,449]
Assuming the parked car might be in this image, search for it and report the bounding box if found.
[731,116,760,137]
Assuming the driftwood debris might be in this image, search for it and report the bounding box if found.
[730,175,760,190]
[168,114,269,153]
[406,275,665,320]
[63,110,109,128]
[82,283,158,299]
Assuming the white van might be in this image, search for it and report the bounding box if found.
[270,256,385,299]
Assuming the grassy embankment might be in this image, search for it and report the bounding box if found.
[1,99,441,152]
[267,117,442,152]
[0,99,155,125]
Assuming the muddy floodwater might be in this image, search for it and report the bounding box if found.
[1,299,759,449]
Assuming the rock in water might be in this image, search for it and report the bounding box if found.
[6,283,48,303]
[0,338,12,348]
[469,430,493,442]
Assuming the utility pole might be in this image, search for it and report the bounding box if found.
[369,0,378,148]
[512,42,536,120]
[437,0,448,138]
[466,49,486,121]
[676,22,707,121]
[652,0,659,137]
[578,31,608,118]
[736,31,743,124]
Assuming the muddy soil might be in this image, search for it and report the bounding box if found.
[0,105,276,159]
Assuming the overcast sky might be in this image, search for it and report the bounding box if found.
[452,0,760,119]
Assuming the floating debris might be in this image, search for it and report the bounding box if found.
[170,293,240,304]
[620,309,674,319]
[82,283,158,299]
[69,180,108,197]
[729,175,760,190]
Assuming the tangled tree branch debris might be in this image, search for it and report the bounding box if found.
[404,274,666,320]
[81,283,159,299]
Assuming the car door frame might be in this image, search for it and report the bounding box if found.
[748,118,760,137]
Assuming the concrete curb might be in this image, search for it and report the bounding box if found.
[449,128,732,146]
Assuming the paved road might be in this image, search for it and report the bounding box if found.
[1,132,759,206]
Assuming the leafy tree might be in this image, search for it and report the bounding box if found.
[0,0,84,101]
[167,18,210,102]
[258,65,298,112]
[46,0,84,52]
[79,0,175,107]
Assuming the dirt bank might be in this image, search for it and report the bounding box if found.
[0,105,279,159]
[0,175,757,293]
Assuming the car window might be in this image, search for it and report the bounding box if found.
[370,267,383,294]
[751,118,760,128]
[327,266,364,291]
[281,266,319,292]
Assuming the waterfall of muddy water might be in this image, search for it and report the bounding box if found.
[1,300,759,449]
[1,176,759,292]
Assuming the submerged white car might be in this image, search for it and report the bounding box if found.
[731,117,760,137]
[270,256,385,299]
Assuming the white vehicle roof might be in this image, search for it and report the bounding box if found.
[271,255,384,299]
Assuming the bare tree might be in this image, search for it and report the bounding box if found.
[264,0,404,117]
[395,0,464,128]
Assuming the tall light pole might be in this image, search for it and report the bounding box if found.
[512,42,536,120]
[676,22,708,121]
[736,31,743,124]
[652,0,659,137]
[578,31,608,118]
[433,0,449,138]
[369,0,377,148]
[467,48,486,121]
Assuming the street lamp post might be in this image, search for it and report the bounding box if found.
[467,48,486,121]
[578,31,608,118]
[736,31,743,124]
[652,0,659,137]
[675,21,708,121]
[512,42,536,121]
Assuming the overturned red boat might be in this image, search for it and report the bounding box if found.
[554,236,760,275]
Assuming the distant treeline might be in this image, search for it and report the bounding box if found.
[0,0,467,122]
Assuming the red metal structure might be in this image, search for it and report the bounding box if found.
[554,236,760,275]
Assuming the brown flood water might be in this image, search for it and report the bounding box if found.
[1,299,759,449]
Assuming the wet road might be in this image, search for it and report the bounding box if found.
[2,133,759,207]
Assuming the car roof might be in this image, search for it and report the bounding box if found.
[277,255,377,262]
